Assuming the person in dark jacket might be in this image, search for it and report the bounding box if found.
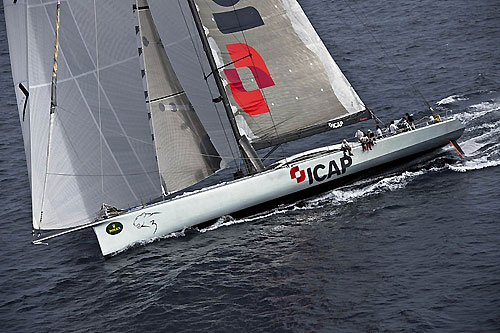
[405,112,415,130]
[367,129,376,147]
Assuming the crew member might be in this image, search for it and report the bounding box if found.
[341,139,353,156]
[367,129,375,147]
[355,129,364,143]
[405,113,415,130]
[389,121,397,135]
[398,117,410,131]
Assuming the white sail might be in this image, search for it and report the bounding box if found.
[191,0,368,149]
[136,0,223,194]
[7,0,163,230]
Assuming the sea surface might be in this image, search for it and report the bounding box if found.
[1,1,499,332]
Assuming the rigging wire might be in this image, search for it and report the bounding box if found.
[176,0,241,170]
[340,0,435,114]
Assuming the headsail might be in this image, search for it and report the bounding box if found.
[145,0,240,165]
[6,0,162,230]
[191,0,368,149]
[136,0,222,194]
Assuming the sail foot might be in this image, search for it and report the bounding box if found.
[251,109,373,150]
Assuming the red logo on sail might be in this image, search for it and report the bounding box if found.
[224,43,275,115]
[290,166,306,183]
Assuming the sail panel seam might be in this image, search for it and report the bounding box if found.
[40,3,139,203]
[29,55,139,89]
[66,1,159,190]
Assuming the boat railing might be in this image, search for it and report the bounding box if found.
[353,110,455,143]
[273,110,456,168]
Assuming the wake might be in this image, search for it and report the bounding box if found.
[167,95,500,237]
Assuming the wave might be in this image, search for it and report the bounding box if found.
[325,169,428,205]
[468,100,500,112]
[198,208,290,233]
[456,101,500,124]
[436,94,468,105]
[465,119,500,133]
[449,158,500,173]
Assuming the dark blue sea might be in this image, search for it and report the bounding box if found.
[1,1,499,332]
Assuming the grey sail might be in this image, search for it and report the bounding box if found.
[192,0,368,149]
[145,0,240,165]
[136,0,222,194]
[5,0,162,230]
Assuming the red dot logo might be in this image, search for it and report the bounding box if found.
[290,166,306,183]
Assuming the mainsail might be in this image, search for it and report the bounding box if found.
[136,0,222,194]
[191,0,369,149]
[6,0,163,230]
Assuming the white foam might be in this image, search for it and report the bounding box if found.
[455,100,500,124]
[320,170,428,205]
[469,100,500,112]
[437,94,468,105]
[465,119,500,132]
[460,122,500,155]
[198,208,290,233]
[460,139,484,155]
[458,108,498,123]
[108,227,189,256]
[198,216,237,233]
[449,158,500,173]
[193,170,434,232]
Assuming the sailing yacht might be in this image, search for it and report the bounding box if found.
[4,0,464,256]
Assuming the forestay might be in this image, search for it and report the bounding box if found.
[6,0,163,230]
[136,0,222,194]
[192,0,368,149]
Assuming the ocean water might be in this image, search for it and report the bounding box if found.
[1,1,499,332]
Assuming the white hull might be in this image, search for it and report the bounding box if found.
[93,119,464,256]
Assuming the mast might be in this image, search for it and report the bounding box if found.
[186,0,264,173]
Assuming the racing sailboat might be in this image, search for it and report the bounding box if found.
[4,0,464,256]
